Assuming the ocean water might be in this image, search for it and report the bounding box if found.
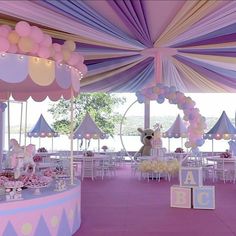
[4,133,231,153]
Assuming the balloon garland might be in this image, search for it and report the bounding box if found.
[135,84,207,152]
[0,21,87,76]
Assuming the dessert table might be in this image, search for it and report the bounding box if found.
[34,152,60,163]
[0,181,81,236]
[206,156,236,163]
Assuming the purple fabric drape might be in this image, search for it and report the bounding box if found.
[109,0,152,47]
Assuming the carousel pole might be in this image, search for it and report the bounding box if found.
[7,100,10,153]
[19,102,23,145]
[0,102,7,170]
[24,101,28,152]
[70,90,75,185]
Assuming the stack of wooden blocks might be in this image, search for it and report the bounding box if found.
[170,166,215,209]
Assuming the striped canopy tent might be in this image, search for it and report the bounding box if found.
[204,111,236,153]
[162,114,188,152]
[0,1,236,93]
[73,112,106,151]
[27,114,59,150]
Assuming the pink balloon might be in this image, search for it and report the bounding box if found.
[0,37,10,52]
[38,46,51,59]
[40,34,52,47]
[15,21,31,37]
[52,43,62,52]
[8,44,18,53]
[0,25,12,37]
[77,63,88,75]
[77,54,84,63]
[67,52,79,66]
[54,52,63,62]
[30,26,44,43]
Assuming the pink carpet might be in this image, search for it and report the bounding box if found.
[73,164,236,236]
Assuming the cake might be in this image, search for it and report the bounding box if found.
[151,124,166,158]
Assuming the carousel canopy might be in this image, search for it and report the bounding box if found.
[0,1,236,93]
[73,112,106,140]
[27,114,59,138]
[163,114,187,138]
[204,111,236,140]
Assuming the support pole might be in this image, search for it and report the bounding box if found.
[144,99,150,129]
[51,137,53,152]
[70,92,74,185]
[168,138,170,153]
[19,102,23,145]
[98,138,100,152]
[212,139,214,156]
[24,101,28,148]
[7,100,10,153]
[0,103,7,170]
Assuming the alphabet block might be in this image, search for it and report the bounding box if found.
[180,167,203,187]
[193,186,215,209]
[170,185,192,208]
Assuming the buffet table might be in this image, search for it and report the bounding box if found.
[0,182,81,236]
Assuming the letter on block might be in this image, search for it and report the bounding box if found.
[192,186,215,209]
[170,185,191,208]
[180,167,203,187]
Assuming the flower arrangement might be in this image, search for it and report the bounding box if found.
[37,147,47,153]
[0,176,8,187]
[138,159,179,175]
[43,168,55,178]
[101,145,108,151]
[220,149,232,158]
[175,147,184,153]
[83,150,94,157]
[33,155,42,162]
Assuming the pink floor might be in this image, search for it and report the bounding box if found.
[73,164,236,236]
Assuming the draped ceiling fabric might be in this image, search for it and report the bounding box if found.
[1,0,236,93]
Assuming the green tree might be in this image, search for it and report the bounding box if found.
[48,93,126,136]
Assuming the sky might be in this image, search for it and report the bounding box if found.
[116,93,236,120]
[5,93,236,127]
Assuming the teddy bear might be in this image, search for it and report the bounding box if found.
[135,128,154,157]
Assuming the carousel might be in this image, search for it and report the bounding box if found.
[0,21,87,236]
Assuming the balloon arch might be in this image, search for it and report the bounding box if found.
[135,84,207,151]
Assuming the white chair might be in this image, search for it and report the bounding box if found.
[130,155,140,176]
[115,150,126,167]
[94,159,106,180]
[213,158,229,183]
[231,160,236,183]
[201,156,214,181]
[81,157,95,180]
